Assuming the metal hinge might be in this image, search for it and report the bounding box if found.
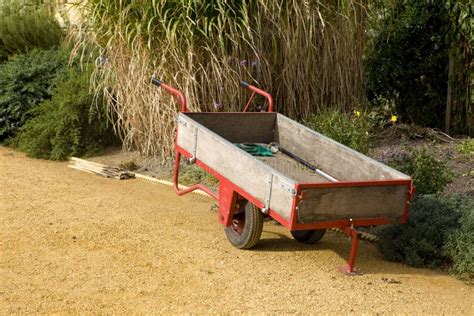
[262,174,273,214]
[190,127,198,163]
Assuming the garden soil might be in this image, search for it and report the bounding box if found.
[1,146,472,314]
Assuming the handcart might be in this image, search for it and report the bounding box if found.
[151,78,414,274]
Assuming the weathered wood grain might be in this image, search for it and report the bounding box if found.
[177,113,295,220]
[275,114,410,181]
[177,112,411,223]
[297,185,409,223]
[186,112,276,144]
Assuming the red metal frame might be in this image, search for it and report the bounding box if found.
[152,78,414,275]
[241,81,274,112]
[338,227,362,274]
[152,78,187,112]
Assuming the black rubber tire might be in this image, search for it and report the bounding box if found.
[291,229,326,244]
[224,202,263,249]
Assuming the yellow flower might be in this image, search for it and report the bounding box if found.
[354,110,361,117]
[391,115,398,123]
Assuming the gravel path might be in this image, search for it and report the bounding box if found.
[1,146,472,314]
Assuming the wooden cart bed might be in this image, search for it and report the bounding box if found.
[176,112,411,223]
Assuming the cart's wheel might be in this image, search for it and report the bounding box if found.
[224,201,263,249]
[291,229,326,244]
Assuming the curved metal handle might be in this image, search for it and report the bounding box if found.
[151,77,187,112]
[240,81,274,112]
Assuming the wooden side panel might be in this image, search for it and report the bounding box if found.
[185,112,276,144]
[275,114,410,181]
[177,113,295,220]
[297,185,409,223]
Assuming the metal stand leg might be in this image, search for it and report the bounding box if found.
[338,227,362,275]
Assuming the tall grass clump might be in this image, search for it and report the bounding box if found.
[73,0,369,159]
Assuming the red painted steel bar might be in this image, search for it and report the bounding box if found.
[241,81,274,112]
[151,78,187,112]
[338,227,362,274]
[173,151,218,200]
[152,78,217,199]
[242,90,257,112]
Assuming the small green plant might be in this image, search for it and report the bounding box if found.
[180,164,219,188]
[15,66,116,160]
[304,109,373,154]
[388,149,454,195]
[0,48,69,141]
[367,96,399,129]
[456,138,474,156]
[0,0,63,61]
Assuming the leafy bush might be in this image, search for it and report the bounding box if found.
[366,96,398,129]
[0,48,69,141]
[304,109,373,154]
[0,0,63,61]
[444,198,474,280]
[365,1,449,128]
[456,138,474,156]
[376,195,472,272]
[15,66,116,160]
[387,149,453,195]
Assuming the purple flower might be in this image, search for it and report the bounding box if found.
[214,103,222,111]
[239,60,247,66]
[251,60,258,67]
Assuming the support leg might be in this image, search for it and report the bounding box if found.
[338,227,362,275]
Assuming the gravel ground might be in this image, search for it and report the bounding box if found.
[1,146,473,314]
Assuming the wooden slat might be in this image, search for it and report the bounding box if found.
[68,157,134,180]
[297,185,409,223]
[275,114,410,181]
[185,112,276,144]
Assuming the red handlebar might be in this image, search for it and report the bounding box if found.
[151,78,187,112]
[241,81,274,112]
[151,78,274,113]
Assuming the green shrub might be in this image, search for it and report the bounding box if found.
[0,48,69,141]
[376,195,470,270]
[377,195,474,280]
[444,199,474,280]
[0,0,63,61]
[387,149,453,195]
[15,66,116,160]
[304,109,373,154]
